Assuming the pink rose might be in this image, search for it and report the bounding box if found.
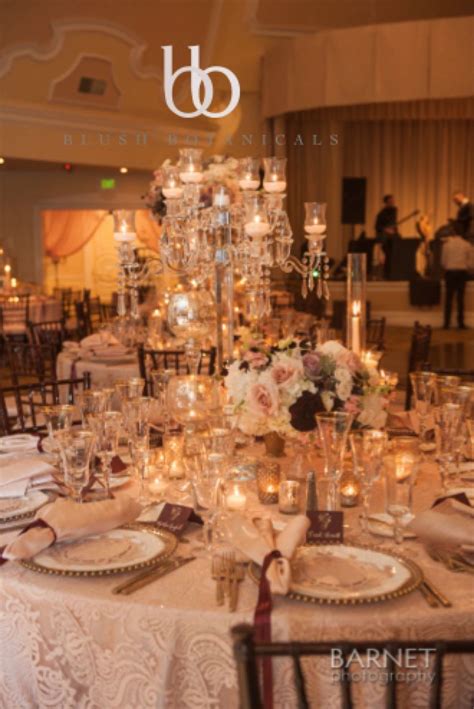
[270,355,303,388]
[243,350,268,369]
[246,381,278,417]
[302,352,321,379]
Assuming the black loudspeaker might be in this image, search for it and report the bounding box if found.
[341,177,366,225]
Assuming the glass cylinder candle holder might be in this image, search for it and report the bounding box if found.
[113,210,136,243]
[163,432,186,480]
[178,148,203,183]
[238,157,260,191]
[278,480,301,514]
[346,253,367,356]
[262,157,287,193]
[162,165,184,199]
[256,461,280,504]
[339,467,360,507]
[304,202,327,242]
[225,482,248,511]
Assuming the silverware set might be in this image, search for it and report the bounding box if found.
[212,551,245,612]
[112,555,195,595]
[419,576,452,608]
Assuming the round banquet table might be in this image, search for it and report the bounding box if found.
[0,452,473,709]
[56,351,140,388]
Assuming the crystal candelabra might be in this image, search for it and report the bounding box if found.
[157,151,330,320]
[112,210,163,322]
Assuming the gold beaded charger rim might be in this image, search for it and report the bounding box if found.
[248,544,423,605]
[0,490,54,524]
[20,523,178,577]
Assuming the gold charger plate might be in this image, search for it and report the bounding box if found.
[249,544,423,605]
[0,490,53,524]
[20,523,178,577]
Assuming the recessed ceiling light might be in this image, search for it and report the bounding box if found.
[119,167,128,174]
[0,158,5,165]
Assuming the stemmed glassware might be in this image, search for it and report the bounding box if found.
[436,403,463,491]
[384,438,420,544]
[88,412,123,498]
[167,376,221,434]
[350,430,388,539]
[410,371,437,452]
[56,430,95,503]
[316,412,353,509]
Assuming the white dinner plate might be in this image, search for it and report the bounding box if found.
[0,490,49,523]
[0,435,39,453]
[250,544,422,604]
[21,524,177,576]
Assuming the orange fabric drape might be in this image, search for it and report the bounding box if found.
[42,210,108,259]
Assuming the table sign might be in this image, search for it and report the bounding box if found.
[306,511,344,544]
[155,504,201,536]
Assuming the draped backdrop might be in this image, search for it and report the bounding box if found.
[269,98,474,262]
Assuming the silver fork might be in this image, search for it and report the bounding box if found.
[211,555,225,606]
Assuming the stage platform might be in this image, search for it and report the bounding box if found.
[327,280,474,328]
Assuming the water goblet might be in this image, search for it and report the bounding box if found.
[436,403,462,491]
[410,371,437,452]
[56,430,95,503]
[384,441,420,544]
[316,412,353,510]
[350,429,388,538]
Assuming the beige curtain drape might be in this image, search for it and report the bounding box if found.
[43,210,108,259]
[274,100,474,262]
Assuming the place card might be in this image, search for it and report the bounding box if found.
[155,503,202,536]
[306,511,344,544]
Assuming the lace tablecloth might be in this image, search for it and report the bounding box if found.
[0,455,473,708]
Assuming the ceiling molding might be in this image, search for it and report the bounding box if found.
[48,53,122,109]
[0,18,163,84]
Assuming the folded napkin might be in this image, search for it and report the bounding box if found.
[0,455,55,498]
[2,495,142,562]
[408,497,474,550]
[225,514,310,594]
[80,331,119,349]
[0,434,40,454]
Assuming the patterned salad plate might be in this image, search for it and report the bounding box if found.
[21,524,178,577]
[250,544,422,604]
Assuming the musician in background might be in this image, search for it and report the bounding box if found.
[452,190,473,241]
[375,194,399,279]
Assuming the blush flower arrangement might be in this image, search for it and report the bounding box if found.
[225,336,392,439]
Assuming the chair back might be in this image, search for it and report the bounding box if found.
[75,296,103,336]
[366,317,386,351]
[405,321,432,409]
[5,341,57,385]
[138,346,216,395]
[29,319,67,356]
[232,624,474,709]
[0,374,91,435]
[0,296,30,337]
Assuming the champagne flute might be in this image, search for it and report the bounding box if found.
[350,430,388,539]
[384,440,420,544]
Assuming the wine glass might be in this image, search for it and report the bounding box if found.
[384,439,420,544]
[56,430,95,503]
[76,390,107,426]
[350,430,388,538]
[436,403,462,491]
[88,412,123,498]
[410,371,437,452]
[316,412,353,510]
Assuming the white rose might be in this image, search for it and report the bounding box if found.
[335,366,353,401]
[357,393,387,429]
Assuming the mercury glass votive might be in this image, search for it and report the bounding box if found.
[278,480,301,514]
[256,462,280,504]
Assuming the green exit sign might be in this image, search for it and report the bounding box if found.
[101,178,116,189]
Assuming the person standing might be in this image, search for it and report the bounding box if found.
[452,190,473,241]
[375,194,398,279]
[441,232,472,329]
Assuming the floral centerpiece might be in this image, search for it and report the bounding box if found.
[225,336,392,441]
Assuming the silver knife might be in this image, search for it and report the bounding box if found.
[112,556,195,595]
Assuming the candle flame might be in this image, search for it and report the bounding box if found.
[352,300,361,317]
